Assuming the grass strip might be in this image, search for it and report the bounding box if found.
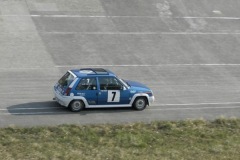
[0,118,240,160]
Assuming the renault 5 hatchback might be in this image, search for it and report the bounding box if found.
[53,68,154,112]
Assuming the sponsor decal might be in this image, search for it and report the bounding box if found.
[88,100,96,105]
[77,93,85,96]
[130,90,136,93]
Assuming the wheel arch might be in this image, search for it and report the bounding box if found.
[130,93,150,106]
[68,96,89,108]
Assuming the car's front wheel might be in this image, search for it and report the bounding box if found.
[133,97,147,111]
[69,100,85,112]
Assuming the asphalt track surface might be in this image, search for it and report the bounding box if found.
[1,0,240,127]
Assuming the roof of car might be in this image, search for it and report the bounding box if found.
[70,68,116,77]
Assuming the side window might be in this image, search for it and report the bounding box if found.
[99,77,123,90]
[76,78,97,90]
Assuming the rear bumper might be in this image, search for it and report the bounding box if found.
[53,87,72,107]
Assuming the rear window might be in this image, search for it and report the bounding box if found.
[58,72,75,87]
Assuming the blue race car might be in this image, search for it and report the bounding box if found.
[53,68,154,112]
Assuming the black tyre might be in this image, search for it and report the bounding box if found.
[133,97,147,111]
[69,100,85,112]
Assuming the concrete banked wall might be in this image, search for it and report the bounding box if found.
[0,0,240,127]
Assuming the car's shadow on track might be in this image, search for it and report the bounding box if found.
[7,101,134,115]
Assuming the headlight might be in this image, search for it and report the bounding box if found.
[145,91,153,97]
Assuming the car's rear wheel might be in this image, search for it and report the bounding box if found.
[69,100,84,112]
[133,97,147,111]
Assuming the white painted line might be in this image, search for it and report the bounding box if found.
[0,64,240,70]
[212,10,222,15]
[1,102,240,112]
[1,105,240,115]
[150,106,240,111]
[153,102,240,106]
[160,32,240,35]
[41,31,240,35]
[55,64,157,68]
[0,107,61,111]
[55,64,240,68]
[0,67,55,70]
[29,16,240,20]
[1,14,240,20]
[1,112,68,115]
[1,31,240,35]
[179,16,240,20]
[31,15,106,18]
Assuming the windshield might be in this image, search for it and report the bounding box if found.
[119,79,130,89]
[58,72,75,87]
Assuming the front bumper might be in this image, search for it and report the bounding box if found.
[148,96,155,105]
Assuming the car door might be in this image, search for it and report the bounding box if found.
[97,77,130,105]
[74,77,98,105]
